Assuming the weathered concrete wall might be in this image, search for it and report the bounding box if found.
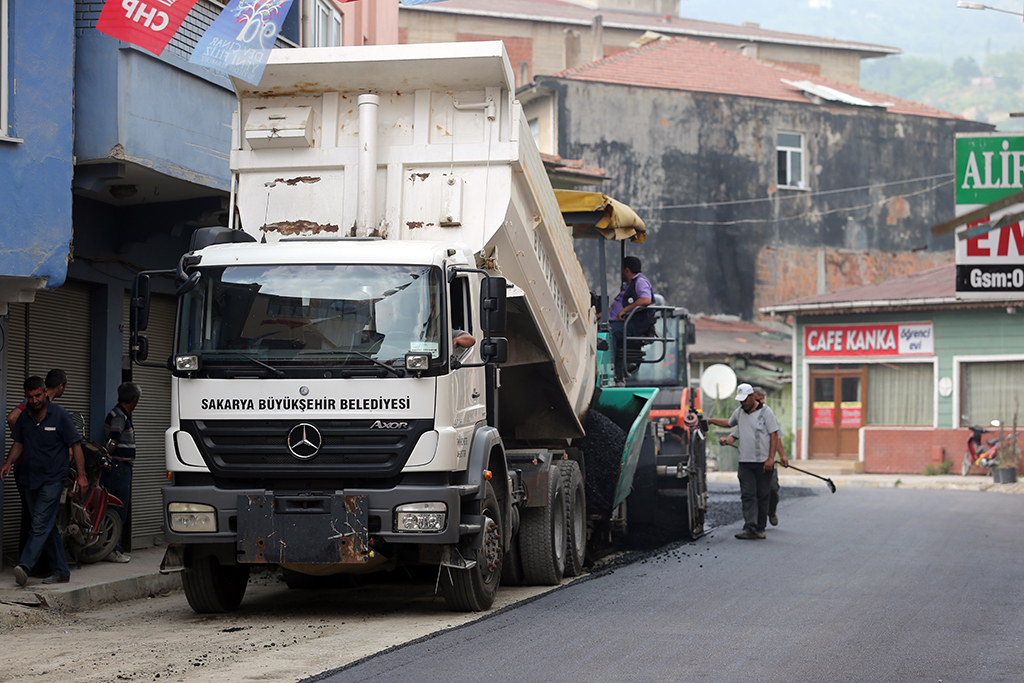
[540,78,992,318]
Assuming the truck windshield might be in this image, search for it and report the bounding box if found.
[177,264,444,368]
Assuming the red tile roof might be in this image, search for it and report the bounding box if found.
[690,315,791,360]
[550,38,960,120]
[402,0,900,56]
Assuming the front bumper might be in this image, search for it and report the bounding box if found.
[162,482,476,562]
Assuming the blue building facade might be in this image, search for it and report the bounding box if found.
[0,0,75,308]
[3,1,257,561]
[1,0,77,555]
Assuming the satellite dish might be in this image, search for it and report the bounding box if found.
[700,364,738,400]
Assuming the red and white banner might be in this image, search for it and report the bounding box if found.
[96,0,200,56]
[804,323,934,357]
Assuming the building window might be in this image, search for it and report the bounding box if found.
[961,360,1024,427]
[866,363,934,426]
[1,0,9,138]
[313,0,342,47]
[777,132,804,189]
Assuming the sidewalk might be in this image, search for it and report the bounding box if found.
[0,545,180,612]
[4,472,1022,615]
[708,470,1024,494]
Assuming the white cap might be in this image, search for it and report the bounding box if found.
[735,383,754,401]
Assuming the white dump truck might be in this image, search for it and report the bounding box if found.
[133,42,704,613]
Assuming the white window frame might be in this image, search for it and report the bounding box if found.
[312,0,343,48]
[952,354,1024,429]
[777,131,805,190]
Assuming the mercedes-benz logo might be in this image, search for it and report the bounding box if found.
[287,423,322,460]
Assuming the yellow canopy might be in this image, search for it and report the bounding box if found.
[554,190,647,244]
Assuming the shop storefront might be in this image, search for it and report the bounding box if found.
[763,264,1024,473]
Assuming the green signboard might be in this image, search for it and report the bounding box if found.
[955,133,1024,205]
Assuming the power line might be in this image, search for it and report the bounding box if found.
[635,172,956,212]
[651,179,954,227]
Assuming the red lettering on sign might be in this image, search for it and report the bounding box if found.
[996,223,1024,257]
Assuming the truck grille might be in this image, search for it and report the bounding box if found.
[179,419,434,478]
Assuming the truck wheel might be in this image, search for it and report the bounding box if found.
[559,460,587,577]
[441,481,503,611]
[519,465,567,585]
[181,555,250,613]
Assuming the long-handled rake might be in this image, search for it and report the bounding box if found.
[784,463,837,493]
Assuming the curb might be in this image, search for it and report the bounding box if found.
[36,571,182,611]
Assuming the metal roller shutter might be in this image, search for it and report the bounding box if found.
[2,303,27,561]
[2,284,93,562]
[122,293,175,548]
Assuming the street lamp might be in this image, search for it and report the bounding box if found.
[956,1,1024,16]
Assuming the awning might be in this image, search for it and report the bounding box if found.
[554,190,647,243]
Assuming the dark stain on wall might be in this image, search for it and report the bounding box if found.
[540,78,992,318]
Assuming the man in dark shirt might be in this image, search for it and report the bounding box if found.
[1,376,87,585]
[100,382,141,563]
[6,368,68,575]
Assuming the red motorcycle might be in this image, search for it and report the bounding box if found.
[961,421,1007,476]
[58,441,124,564]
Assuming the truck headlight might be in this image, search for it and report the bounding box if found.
[175,355,201,372]
[405,352,430,371]
[168,502,217,532]
[394,502,447,532]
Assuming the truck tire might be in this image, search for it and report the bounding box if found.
[559,460,587,577]
[182,555,250,614]
[440,481,503,611]
[519,465,567,585]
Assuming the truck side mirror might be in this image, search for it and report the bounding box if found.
[480,337,508,364]
[480,276,507,335]
[131,274,151,332]
[131,334,149,362]
[684,321,696,345]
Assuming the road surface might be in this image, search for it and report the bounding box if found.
[307,485,1024,683]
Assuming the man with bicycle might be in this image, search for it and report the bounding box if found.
[1,376,88,585]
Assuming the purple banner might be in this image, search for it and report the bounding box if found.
[189,0,295,85]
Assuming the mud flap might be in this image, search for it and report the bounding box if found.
[160,543,186,574]
[237,494,371,564]
[440,545,477,570]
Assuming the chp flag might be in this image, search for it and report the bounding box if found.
[954,132,1024,300]
[95,0,200,56]
[189,0,295,85]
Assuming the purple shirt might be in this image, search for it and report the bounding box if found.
[608,273,653,320]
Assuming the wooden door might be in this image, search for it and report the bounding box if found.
[809,365,866,459]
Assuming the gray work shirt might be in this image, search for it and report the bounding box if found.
[728,403,780,463]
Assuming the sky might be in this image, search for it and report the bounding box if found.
[677,0,1024,63]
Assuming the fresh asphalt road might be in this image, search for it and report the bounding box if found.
[305,483,1024,683]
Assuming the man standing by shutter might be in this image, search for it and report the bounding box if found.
[101,382,141,563]
[6,368,69,576]
[1,376,88,585]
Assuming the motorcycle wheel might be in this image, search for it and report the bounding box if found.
[961,452,972,476]
[76,509,122,564]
